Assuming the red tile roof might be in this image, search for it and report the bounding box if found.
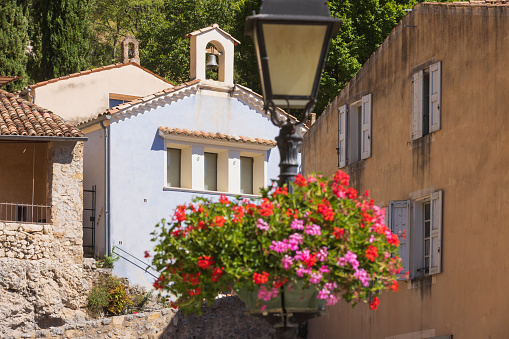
[28,62,173,89]
[0,89,83,137]
[159,126,277,147]
[0,76,22,87]
[423,0,508,5]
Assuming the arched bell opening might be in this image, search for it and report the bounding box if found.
[204,40,225,82]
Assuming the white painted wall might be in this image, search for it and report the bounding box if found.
[83,128,107,257]
[33,64,172,123]
[106,92,285,288]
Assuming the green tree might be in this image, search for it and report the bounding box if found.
[89,0,164,67]
[0,0,29,91]
[138,0,240,85]
[29,0,92,82]
[316,0,418,114]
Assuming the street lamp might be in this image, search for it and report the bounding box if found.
[245,0,342,337]
[246,0,341,188]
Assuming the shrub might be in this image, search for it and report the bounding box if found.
[87,275,132,317]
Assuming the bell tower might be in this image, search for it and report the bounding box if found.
[186,24,240,87]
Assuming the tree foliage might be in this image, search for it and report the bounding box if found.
[89,0,163,66]
[1,0,450,116]
[315,0,418,114]
[0,0,29,91]
[29,0,92,82]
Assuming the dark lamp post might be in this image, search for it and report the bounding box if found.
[246,0,341,188]
[245,1,342,338]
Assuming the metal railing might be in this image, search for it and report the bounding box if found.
[112,246,159,279]
[0,202,51,224]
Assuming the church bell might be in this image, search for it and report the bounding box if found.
[206,53,219,70]
[206,46,219,70]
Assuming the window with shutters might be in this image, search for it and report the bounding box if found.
[389,190,443,280]
[337,93,372,168]
[162,135,273,195]
[412,61,441,140]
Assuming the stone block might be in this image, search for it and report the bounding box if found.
[5,224,19,232]
[21,224,44,233]
[35,329,47,338]
[112,315,124,326]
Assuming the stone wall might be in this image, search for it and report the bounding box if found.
[0,141,92,338]
[8,296,276,339]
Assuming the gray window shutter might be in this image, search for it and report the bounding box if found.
[412,70,424,140]
[360,94,372,160]
[389,200,411,280]
[430,190,443,275]
[338,105,347,168]
[429,61,441,133]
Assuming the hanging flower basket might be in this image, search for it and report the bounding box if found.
[149,171,404,316]
[235,279,326,314]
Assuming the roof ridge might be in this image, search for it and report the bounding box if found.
[185,24,241,45]
[27,62,173,90]
[158,126,276,147]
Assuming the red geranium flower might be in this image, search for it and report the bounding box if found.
[332,227,344,239]
[198,256,215,270]
[294,174,307,187]
[211,267,225,282]
[175,205,187,222]
[219,194,229,204]
[253,272,269,284]
[259,199,273,217]
[370,296,380,310]
[214,215,225,227]
[365,245,379,262]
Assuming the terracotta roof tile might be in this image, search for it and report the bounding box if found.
[158,126,276,147]
[0,89,83,137]
[421,0,508,5]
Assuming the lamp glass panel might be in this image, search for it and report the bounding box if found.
[262,24,327,99]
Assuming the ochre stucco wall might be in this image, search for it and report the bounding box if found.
[33,64,171,123]
[303,3,509,338]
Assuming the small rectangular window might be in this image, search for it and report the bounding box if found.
[204,152,217,191]
[240,156,254,194]
[167,148,181,187]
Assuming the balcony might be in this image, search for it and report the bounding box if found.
[0,202,51,224]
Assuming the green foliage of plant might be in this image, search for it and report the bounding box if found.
[87,275,132,317]
[151,171,403,315]
[97,248,120,269]
[0,0,29,91]
[131,290,153,311]
[107,282,133,315]
[87,281,110,318]
[27,0,92,82]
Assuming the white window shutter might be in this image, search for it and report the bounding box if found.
[429,61,441,133]
[430,190,443,275]
[360,94,372,159]
[338,105,347,168]
[389,200,411,280]
[412,70,424,140]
